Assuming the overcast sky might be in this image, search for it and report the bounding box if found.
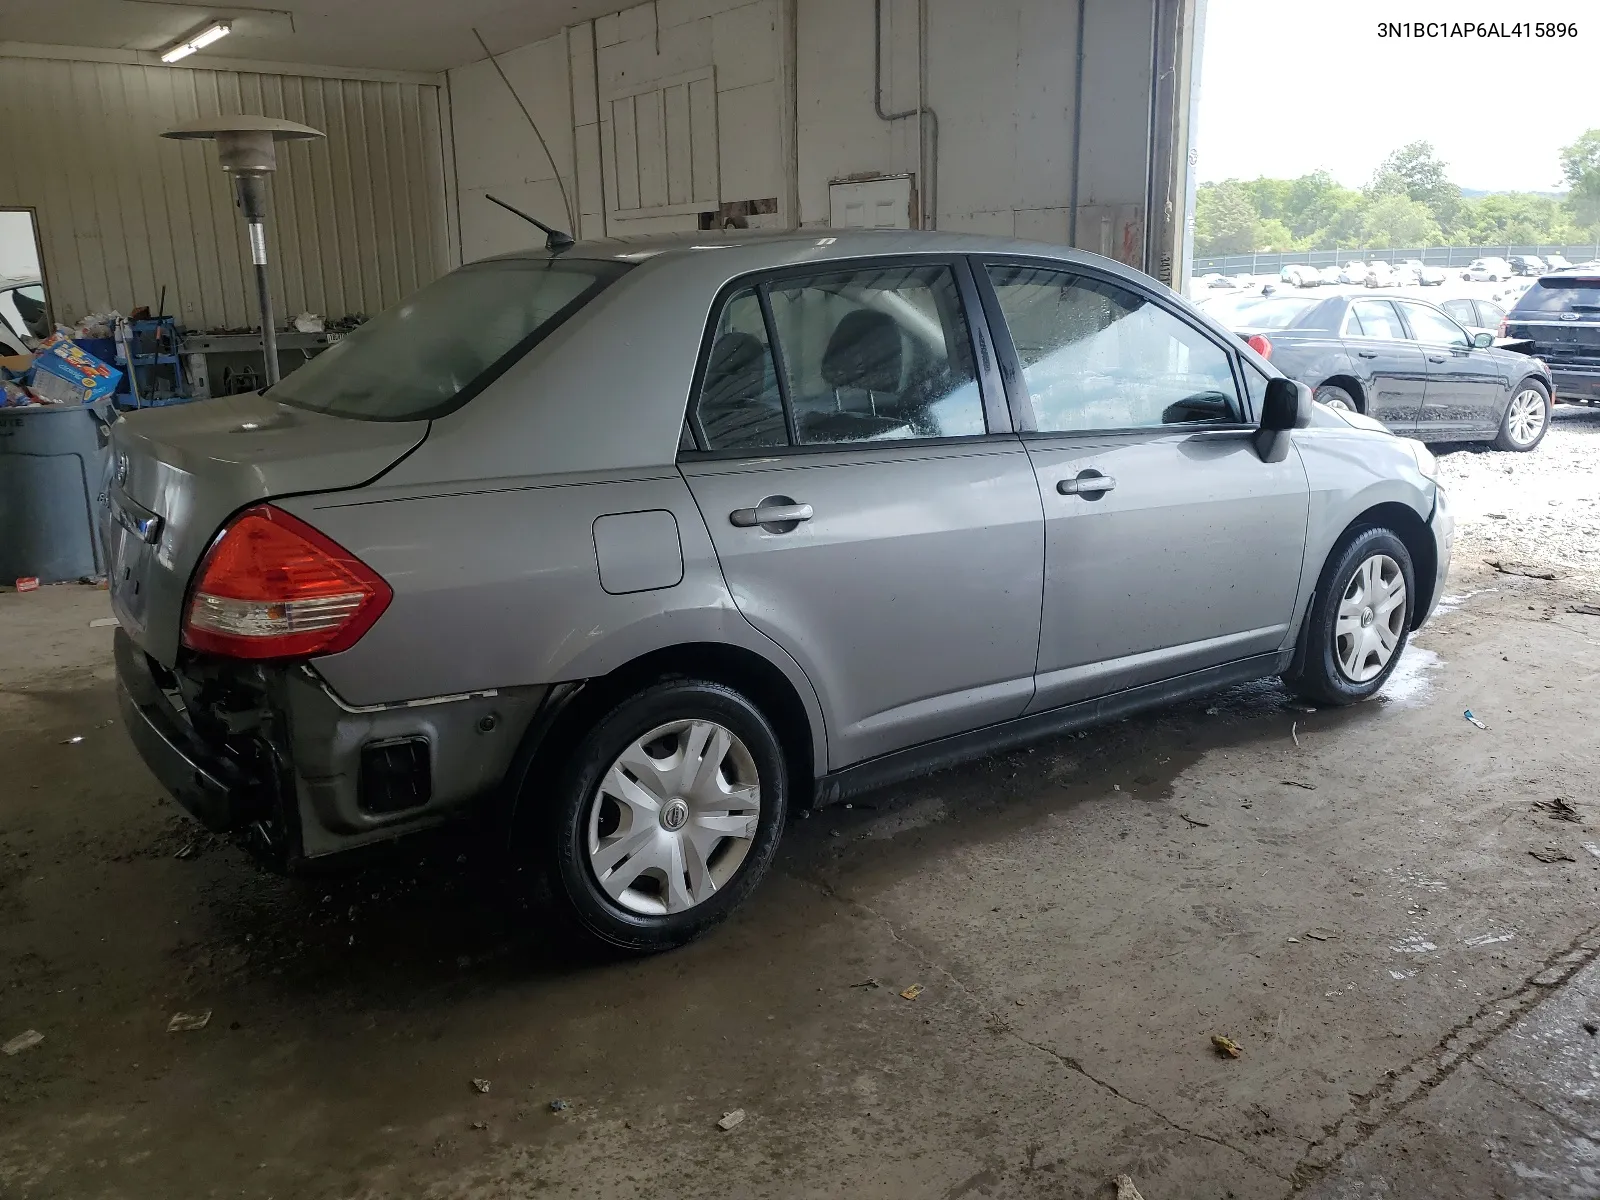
[1194,0,1591,192]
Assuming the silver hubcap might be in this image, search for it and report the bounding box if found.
[1322,394,1351,412]
[585,719,761,916]
[1506,389,1546,446]
[1336,554,1407,683]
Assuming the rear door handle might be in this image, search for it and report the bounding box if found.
[729,499,813,529]
[1427,355,1447,363]
[1058,472,1116,497]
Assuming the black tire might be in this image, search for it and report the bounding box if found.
[536,679,788,953]
[1314,383,1360,414]
[1283,526,1416,707]
[1492,378,1551,452]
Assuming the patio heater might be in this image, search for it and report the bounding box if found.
[161,115,324,386]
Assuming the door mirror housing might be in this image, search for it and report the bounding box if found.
[1254,376,1311,461]
[1472,330,1494,348]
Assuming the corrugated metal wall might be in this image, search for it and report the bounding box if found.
[0,57,448,330]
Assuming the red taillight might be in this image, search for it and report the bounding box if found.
[1246,334,1273,360]
[182,504,391,660]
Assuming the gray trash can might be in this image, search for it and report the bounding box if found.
[0,400,114,583]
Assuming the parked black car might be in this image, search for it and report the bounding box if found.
[1503,273,1600,404]
[1223,294,1554,450]
[1507,255,1547,277]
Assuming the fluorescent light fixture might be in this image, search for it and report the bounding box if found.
[161,20,231,63]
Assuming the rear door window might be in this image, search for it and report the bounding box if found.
[1440,299,1475,327]
[696,289,787,451]
[690,262,987,450]
[1511,278,1600,315]
[269,258,629,421]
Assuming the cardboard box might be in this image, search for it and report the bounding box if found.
[0,353,33,375]
[29,341,121,404]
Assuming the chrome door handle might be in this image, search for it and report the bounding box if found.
[1057,472,1116,497]
[1356,350,1378,358]
[1427,355,1447,363]
[729,500,813,529]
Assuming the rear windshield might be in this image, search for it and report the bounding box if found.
[270,258,629,421]
[1234,296,1322,330]
[1510,278,1600,316]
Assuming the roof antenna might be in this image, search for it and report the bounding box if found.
[486,193,575,252]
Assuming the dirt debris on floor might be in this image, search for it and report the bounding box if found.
[2,409,1600,1198]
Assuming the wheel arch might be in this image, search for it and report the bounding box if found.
[1339,501,1437,631]
[501,641,823,842]
[1317,374,1367,414]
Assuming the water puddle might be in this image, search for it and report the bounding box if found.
[1380,645,1443,708]
[1433,587,1495,617]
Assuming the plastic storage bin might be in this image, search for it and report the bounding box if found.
[0,400,114,583]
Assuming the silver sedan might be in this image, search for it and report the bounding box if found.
[107,229,1452,951]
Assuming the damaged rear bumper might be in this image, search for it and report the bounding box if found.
[115,629,265,833]
[114,628,548,863]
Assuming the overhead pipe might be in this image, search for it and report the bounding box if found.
[873,0,939,228]
[1067,0,1087,246]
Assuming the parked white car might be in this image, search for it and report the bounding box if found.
[1364,262,1400,288]
[1401,259,1446,286]
[1338,261,1368,284]
[1462,257,1514,282]
[0,275,47,355]
[1281,264,1322,288]
[1318,265,1344,286]
[1545,254,1572,272]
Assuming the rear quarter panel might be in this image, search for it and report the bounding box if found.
[275,472,830,774]
[1257,334,1358,397]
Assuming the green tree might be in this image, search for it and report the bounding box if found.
[1360,194,1443,248]
[1457,193,1572,245]
[1560,129,1600,231]
[1367,141,1460,234]
[1193,181,1259,255]
[1254,218,1297,251]
[1241,177,1292,222]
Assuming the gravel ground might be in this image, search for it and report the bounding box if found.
[1435,403,1600,586]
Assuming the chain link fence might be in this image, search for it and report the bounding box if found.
[1193,244,1600,276]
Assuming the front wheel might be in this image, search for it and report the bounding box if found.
[538,680,788,953]
[1493,381,1550,452]
[1283,527,1416,706]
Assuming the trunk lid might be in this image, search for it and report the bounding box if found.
[106,393,426,665]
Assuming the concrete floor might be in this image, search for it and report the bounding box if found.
[3,409,1600,1199]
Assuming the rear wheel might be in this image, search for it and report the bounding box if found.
[1283,527,1415,706]
[1314,383,1359,413]
[1493,380,1550,452]
[536,679,787,953]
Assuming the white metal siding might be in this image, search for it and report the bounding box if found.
[0,57,448,330]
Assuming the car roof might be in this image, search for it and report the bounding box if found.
[0,275,41,290]
[472,227,1155,284]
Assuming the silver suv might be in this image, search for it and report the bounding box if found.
[108,230,1452,951]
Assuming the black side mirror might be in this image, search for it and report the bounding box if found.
[1254,376,1312,461]
[1473,331,1494,348]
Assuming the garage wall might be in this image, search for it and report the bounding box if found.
[0,53,450,330]
[452,0,788,260]
[449,0,1194,281]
